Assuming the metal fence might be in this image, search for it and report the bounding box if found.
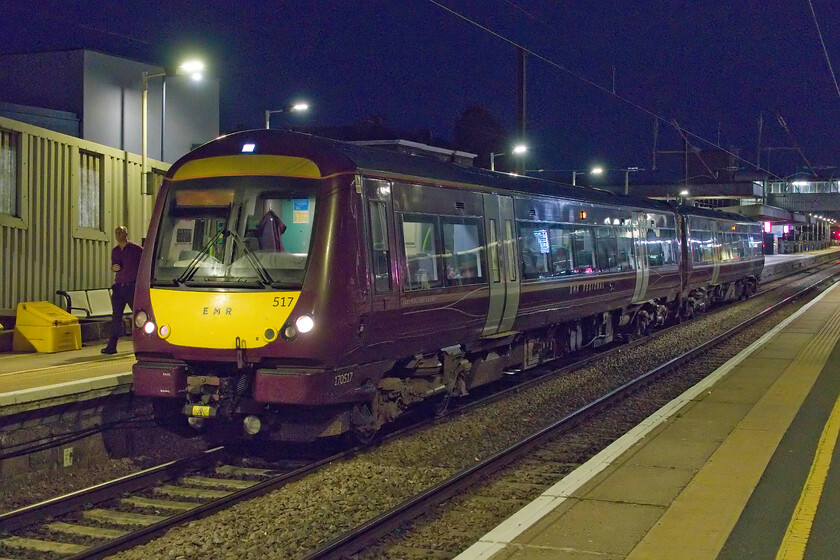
[0,116,168,312]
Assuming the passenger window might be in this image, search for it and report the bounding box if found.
[368,200,392,293]
[504,220,517,282]
[442,218,485,286]
[571,227,597,273]
[616,226,635,270]
[488,220,501,283]
[402,216,441,291]
[519,226,551,279]
[548,227,574,274]
[647,228,664,266]
[594,227,618,272]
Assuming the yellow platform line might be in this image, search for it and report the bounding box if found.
[0,354,134,378]
[775,386,840,560]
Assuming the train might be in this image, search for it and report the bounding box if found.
[131,129,764,443]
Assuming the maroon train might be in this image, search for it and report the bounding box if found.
[131,130,764,442]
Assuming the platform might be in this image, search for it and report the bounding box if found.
[0,339,133,415]
[456,274,840,558]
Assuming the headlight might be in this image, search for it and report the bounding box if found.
[134,310,148,329]
[295,315,314,334]
[158,324,171,339]
[143,321,157,335]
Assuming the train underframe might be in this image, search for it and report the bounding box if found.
[160,276,759,443]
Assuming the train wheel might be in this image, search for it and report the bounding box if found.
[349,404,379,446]
[432,391,452,417]
[351,426,378,446]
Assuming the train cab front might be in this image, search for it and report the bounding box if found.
[130,150,338,440]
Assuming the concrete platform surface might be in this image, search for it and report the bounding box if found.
[457,279,840,559]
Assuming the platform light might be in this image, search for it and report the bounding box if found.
[784,225,790,234]
[763,221,771,233]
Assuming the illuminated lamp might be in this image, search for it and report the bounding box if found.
[763,222,771,233]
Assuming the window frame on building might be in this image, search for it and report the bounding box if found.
[0,128,27,229]
[73,148,108,241]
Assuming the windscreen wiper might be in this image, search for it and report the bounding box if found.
[226,229,275,286]
[174,228,225,285]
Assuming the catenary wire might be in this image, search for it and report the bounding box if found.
[807,0,840,104]
[426,0,786,179]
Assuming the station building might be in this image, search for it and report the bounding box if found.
[0,50,218,316]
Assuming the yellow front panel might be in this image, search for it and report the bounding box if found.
[149,289,301,349]
[172,155,321,180]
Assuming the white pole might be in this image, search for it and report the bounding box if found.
[141,71,148,189]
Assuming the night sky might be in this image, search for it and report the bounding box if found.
[2,0,839,181]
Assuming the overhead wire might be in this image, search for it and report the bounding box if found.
[425,0,785,179]
[807,0,840,104]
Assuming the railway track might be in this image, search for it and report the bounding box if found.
[1,260,837,559]
[0,447,342,559]
[302,265,840,559]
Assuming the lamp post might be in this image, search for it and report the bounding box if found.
[572,166,603,186]
[622,166,644,194]
[490,144,527,171]
[141,60,203,191]
[265,103,309,129]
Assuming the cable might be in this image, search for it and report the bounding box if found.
[425,0,784,179]
[807,0,840,104]
[0,416,158,461]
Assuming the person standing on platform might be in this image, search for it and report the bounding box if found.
[101,226,143,354]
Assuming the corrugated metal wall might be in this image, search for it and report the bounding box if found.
[0,116,168,311]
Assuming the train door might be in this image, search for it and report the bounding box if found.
[361,177,399,353]
[710,220,721,285]
[631,213,650,304]
[482,194,520,335]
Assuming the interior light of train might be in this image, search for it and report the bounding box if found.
[242,143,256,153]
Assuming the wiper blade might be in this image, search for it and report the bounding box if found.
[227,229,275,286]
[175,229,225,285]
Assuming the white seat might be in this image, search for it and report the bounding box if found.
[64,290,91,317]
[86,289,114,317]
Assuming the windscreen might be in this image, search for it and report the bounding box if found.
[152,175,318,288]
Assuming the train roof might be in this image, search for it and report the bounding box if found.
[177,129,676,213]
[676,204,761,224]
[175,130,755,224]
